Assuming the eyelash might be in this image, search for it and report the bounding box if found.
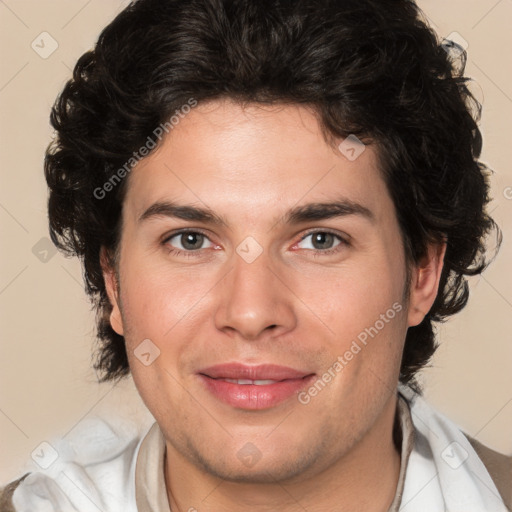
[162,229,349,259]
[298,229,349,257]
[162,228,213,259]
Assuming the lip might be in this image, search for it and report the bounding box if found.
[198,363,315,410]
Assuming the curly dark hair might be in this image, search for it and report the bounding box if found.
[45,0,499,387]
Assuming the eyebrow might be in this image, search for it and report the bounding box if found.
[139,201,228,226]
[138,198,374,227]
[284,199,374,225]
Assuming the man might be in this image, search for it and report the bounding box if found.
[2,0,510,510]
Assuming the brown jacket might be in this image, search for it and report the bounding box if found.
[466,435,512,510]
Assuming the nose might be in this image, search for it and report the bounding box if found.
[213,248,297,341]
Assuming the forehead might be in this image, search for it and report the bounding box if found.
[123,99,392,225]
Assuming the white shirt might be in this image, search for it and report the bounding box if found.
[9,386,508,511]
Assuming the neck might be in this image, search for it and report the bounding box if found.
[165,393,401,512]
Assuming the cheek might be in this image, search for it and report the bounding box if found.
[290,249,408,396]
[118,256,215,345]
[296,260,406,343]
[117,256,221,404]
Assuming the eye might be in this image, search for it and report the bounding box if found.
[296,231,345,253]
[164,230,213,253]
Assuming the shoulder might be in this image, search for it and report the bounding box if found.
[399,384,511,510]
[0,474,29,512]
[464,434,512,509]
[1,417,147,512]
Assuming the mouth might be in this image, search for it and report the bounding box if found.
[220,378,283,385]
[198,363,316,410]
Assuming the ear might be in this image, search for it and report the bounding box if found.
[100,247,124,336]
[407,241,447,327]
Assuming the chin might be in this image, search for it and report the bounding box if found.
[184,437,327,485]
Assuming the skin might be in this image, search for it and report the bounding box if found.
[103,99,445,512]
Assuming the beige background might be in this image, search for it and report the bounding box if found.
[0,0,511,484]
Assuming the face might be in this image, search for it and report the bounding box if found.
[104,100,441,484]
